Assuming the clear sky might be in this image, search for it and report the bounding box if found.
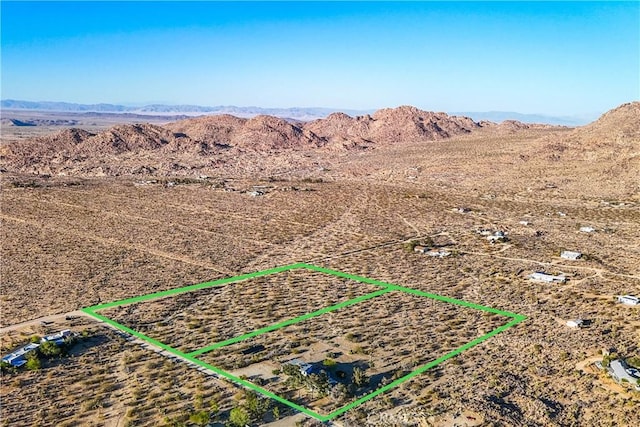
[1,1,638,115]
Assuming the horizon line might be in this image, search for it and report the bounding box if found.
[1,98,612,119]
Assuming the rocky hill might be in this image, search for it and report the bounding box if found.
[154,106,488,152]
[166,115,325,151]
[305,106,481,146]
[568,101,640,145]
[1,128,94,170]
[3,104,626,177]
[164,114,246,145]
[0,124,207,175]
[537,102,640,189]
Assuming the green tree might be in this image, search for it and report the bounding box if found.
[244,390,260,418]
[323,358,337,368]
[25,355,41,371]
[330,383,349,403]
[626,356,640,369]
[228,407,250,427]
[309,373,330,398]
[243,390,270,420]
[209,400,219,416]
[283,364,304,388]
[352,367,368,388]
[189,411,209,426]
[39,341,62,357]
[0,361,15,374]
[194,393,203,410]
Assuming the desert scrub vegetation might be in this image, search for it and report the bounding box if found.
[99,269,381,353]
[2,121,640,425]
[198,289,512,416]
[0,324,240,427]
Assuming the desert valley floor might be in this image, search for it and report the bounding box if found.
[1,104,639,426]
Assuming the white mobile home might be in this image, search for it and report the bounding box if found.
[566,319,583,328]
[560,251,583,260]
[617,295,639,306]
[529,272,566,283]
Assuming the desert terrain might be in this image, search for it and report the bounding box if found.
[1,103,639,426]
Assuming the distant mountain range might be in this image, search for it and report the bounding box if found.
[451,111,596,126]
[1,99,596,125]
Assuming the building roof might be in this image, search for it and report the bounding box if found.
[566,319,583,328]
[2,342,40,367]
[529,272,566,283]
[561,250,582,260]
[618,295,639,305]
[42,330,72,344]
[426,250,451,257]
[610,360,640,384]
[2,330,74,368]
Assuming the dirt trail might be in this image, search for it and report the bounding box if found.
[5,191,279,248]
[0,213,236,276]
[55,186,366,237]
[0,310,86,334]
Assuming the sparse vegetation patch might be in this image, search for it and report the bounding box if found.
[82,263,525,421]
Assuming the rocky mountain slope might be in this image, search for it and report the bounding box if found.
[304,106,481,147]
[165,114,325,151]
[567,101,640,144]
[1,103,634,177]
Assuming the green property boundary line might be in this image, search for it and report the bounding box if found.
[82,263,527,422]
[189,288,391,356]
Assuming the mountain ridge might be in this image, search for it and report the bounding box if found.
[1,99,599,125]
[1,102,636,178]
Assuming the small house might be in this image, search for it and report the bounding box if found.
[566,319,583,328]
[413,245,428,254]
[529,272,566,283]
[579,226,595,233]
[2,330,75,368]
[487,231,507,243]
[288,359,313,375]
[287,359,337,385]
[42,330,72,346]
[560,251,583,260]
[608,359,640,387]
[426,249,451,258]
[617,295,639,306]
[1,343,40,368]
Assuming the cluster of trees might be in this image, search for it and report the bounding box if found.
[229,390,277,427]
[282,362,370,402]
[283,363,331,399]
[167,389,281,427]
[601,352,619,367]
[0,334,77,373]
[184,394,219,426]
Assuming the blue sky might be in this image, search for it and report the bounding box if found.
[1,1,638,115]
